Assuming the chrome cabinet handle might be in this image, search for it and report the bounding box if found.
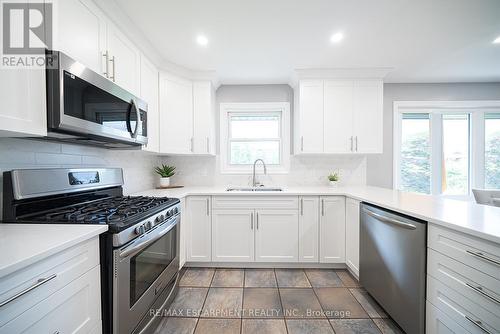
[251,212,254,229]
[190,137,194,152]
[465,282,500,305]
[350,136,353,152]
[321,199,324,216]
[256,212,259,229]
[466,250,500,267]
[362,208,417,230]
[0,274,57,307]
[301,136,304,151]
[300,198,304,216]
[102,51,109,78]
[465,315,492,334]
[206,137,210,153]
[109,55,116,81]
[355,136,358,151]
[206,198,209,216]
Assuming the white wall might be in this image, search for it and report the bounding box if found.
[162,84,367,187]
[367,82,500,189]
[0,138,161,217]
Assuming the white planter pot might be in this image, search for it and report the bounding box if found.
[159,177,170,187]
[329,180,339,187]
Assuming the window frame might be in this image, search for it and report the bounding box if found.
[220,102,290,174]
[393,101,500,199]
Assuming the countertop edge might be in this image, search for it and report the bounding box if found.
[0,225,108,279]
[133,187,500,244]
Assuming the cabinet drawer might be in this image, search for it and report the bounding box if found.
[428,249,500,315]
[426,300,470,334]
[212,196,299,210]
[428,224,500,280]
[0,265,101,334]
[427,275,499,333]
[0,237,99,326]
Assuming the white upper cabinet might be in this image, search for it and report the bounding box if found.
[53,0,107,75]
[298,80,324,153]
[0,67,47,137]
[192,81,216,155]
[324,80,354,153]
[106,24,141,95]
[296,78,383,154]
[159,73,193,154]
[352,80,383,153]
[140,56,160,153]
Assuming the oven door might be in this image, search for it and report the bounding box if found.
[46,51,148,146]
[113,215,179,334]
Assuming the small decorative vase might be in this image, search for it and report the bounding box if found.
[160,177,170,187]
[329,180,339,187]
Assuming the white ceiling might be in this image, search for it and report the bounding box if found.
[116,0,500,84]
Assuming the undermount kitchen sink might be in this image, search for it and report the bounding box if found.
[226,187,283,192]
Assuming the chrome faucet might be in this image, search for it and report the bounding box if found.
[252,159,267,187]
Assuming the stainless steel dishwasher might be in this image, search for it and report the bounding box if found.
[360,203,426,334]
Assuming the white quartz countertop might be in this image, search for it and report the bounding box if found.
[133,185,500,244]
[0,224,107,278]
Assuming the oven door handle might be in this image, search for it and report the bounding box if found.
[119,219,177,259]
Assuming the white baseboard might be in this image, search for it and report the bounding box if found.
[184,262,348,269]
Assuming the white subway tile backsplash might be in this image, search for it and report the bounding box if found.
[0,138,162,219]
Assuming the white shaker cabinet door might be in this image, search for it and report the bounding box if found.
[186,196,212,262]
[298,80,324,153]
[53,0,107,75]
[298,196,319,262]
[212,210,255,262]
[255,210,299,262]
[345,198,360,276]
[323,80,354,153]
[352,80,383,153]
[140,55,160,153]
[319,196,346,263]
[159,73,193,154]
[192,81,215,155]
[106,24,141,95]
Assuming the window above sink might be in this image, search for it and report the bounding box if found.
[219,102,290,174]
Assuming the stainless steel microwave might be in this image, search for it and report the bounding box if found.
[45,50,148,148]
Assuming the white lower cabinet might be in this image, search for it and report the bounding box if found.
[298,196,319,262]
[1,266,101,334]
[255,210,299,262]
[426,301,470,334]
[319,196,346,263]
[186,196,212,262]
[212,210,254,262]
[345,198,360,276]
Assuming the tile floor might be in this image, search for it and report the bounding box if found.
[153,268,404,334]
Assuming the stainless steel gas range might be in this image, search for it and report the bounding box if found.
[2,168,180,334]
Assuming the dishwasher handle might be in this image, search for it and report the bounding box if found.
[363,207,417,230]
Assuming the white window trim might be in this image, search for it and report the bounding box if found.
[220,102,290,174]
[393,100,500,199]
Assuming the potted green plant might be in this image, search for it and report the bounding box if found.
[328,171,340,187]
[155,164,176,187]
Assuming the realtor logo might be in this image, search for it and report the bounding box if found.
[2,1,52,54]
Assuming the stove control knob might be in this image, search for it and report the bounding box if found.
[160,214,165,221]
[173,207,179,214]
[166,210,172,217]
[135,225,145,235]
[155,216,162,223]
[145,221,153,230]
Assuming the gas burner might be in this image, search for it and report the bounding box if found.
[22,195,178,230]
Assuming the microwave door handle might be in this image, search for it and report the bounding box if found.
[130,99,140,138]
